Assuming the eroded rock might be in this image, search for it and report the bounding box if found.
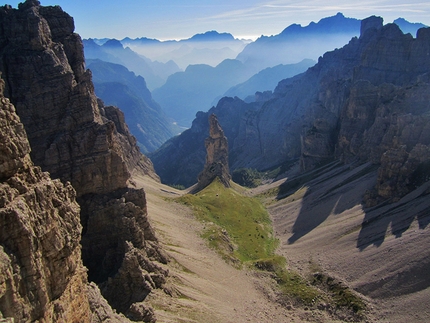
[195,114,231,191]
[0,1,167,321]
[0,77,92,322]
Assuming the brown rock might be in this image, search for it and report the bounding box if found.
[195,114,231,191]
[0,77,91,322]
[0,1,167,321]
[0,1,141,196]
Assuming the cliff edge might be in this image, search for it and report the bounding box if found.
[0,1,167,321]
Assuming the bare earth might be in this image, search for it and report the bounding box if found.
[132,163,430,323]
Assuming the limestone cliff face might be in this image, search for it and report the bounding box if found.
[195,114,231,191]
[0,1,167,321]
[0,78,91,322]
[152,16,430,203]
[0,0,142,196]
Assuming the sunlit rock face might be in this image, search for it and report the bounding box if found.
[0,1,168,321]
[195,114,231,191]
[0,76,92,322]
[0,0,141,196]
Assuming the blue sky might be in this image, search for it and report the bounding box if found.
[3,0,430,40]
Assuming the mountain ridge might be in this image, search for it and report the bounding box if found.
[87,58,179,153]
[150,16,430,206]
[0,2,168,321]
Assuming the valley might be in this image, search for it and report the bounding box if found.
[132,158,430,322]
[0,1,429,322]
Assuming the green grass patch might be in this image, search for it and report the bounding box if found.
[312,272,366,314]
[178,178,278,264]
[177,178,366,317]
[276,269,321,306]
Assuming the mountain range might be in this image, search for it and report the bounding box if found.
[87,59,180,153]
[1,2,430,322]
[85,14,427,131]
[150,16,430,197]
[121,30,248,69]
[83,38,180,90]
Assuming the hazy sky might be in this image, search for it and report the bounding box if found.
[3,0,430,40]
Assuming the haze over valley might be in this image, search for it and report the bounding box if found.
[1,1,430,323]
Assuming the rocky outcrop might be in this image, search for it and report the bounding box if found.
[152,16,430,203]
[195,114,231,191]
[150,97,260,187]
[0,1,167,321]
[0,78,92,322]
[0,0,142,196]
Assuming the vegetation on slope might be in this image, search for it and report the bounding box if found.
[177,178,367,319]
[178,179,278,264]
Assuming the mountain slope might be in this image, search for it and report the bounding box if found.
[152,59,256,127]
[84,38,180,90]
[223,59,315,100]
[87,59,179,153]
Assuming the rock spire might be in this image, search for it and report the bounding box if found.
[195,114,231,191]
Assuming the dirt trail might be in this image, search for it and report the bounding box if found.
[133,163,430,322]
[133,174,298,323]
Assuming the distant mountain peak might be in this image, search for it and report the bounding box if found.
[393,17,428,36]
[102,38,124,49]
[188,30,235,42]
[281,12,359,35]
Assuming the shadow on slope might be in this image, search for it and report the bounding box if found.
[277,162,377,244]
[274,161,430,300]
[276,161,430,248]
[357,182,430,250]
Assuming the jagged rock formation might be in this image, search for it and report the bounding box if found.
[0,78,91,322]
[152,16,430,204]
[195,114,231,191]
[0,0,141,196]
[149,97,261,187]
[0,1,167,321]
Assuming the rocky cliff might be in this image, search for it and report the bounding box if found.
[0,1,167,321]
[195,114,231,191]
[149,96,262,187]
[152,16,430,204]
[0,76,92,322]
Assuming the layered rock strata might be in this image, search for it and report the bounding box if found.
[195,114,231,191]
[0,78,91,322]
[152,16,430,203]
[0,1,167,321]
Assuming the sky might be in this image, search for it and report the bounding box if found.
[3,0,430,40]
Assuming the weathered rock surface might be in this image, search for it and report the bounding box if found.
[149,97,261,187]
[0,77,92,322]
[0,1,142,196]
[195,114,231,191]
[152,16,430,203]
[0,1,167,321]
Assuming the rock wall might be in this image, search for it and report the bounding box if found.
[0,77,91,322]
[152,16,430,203]
[0,1,167,321]
[0,0,142,196]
